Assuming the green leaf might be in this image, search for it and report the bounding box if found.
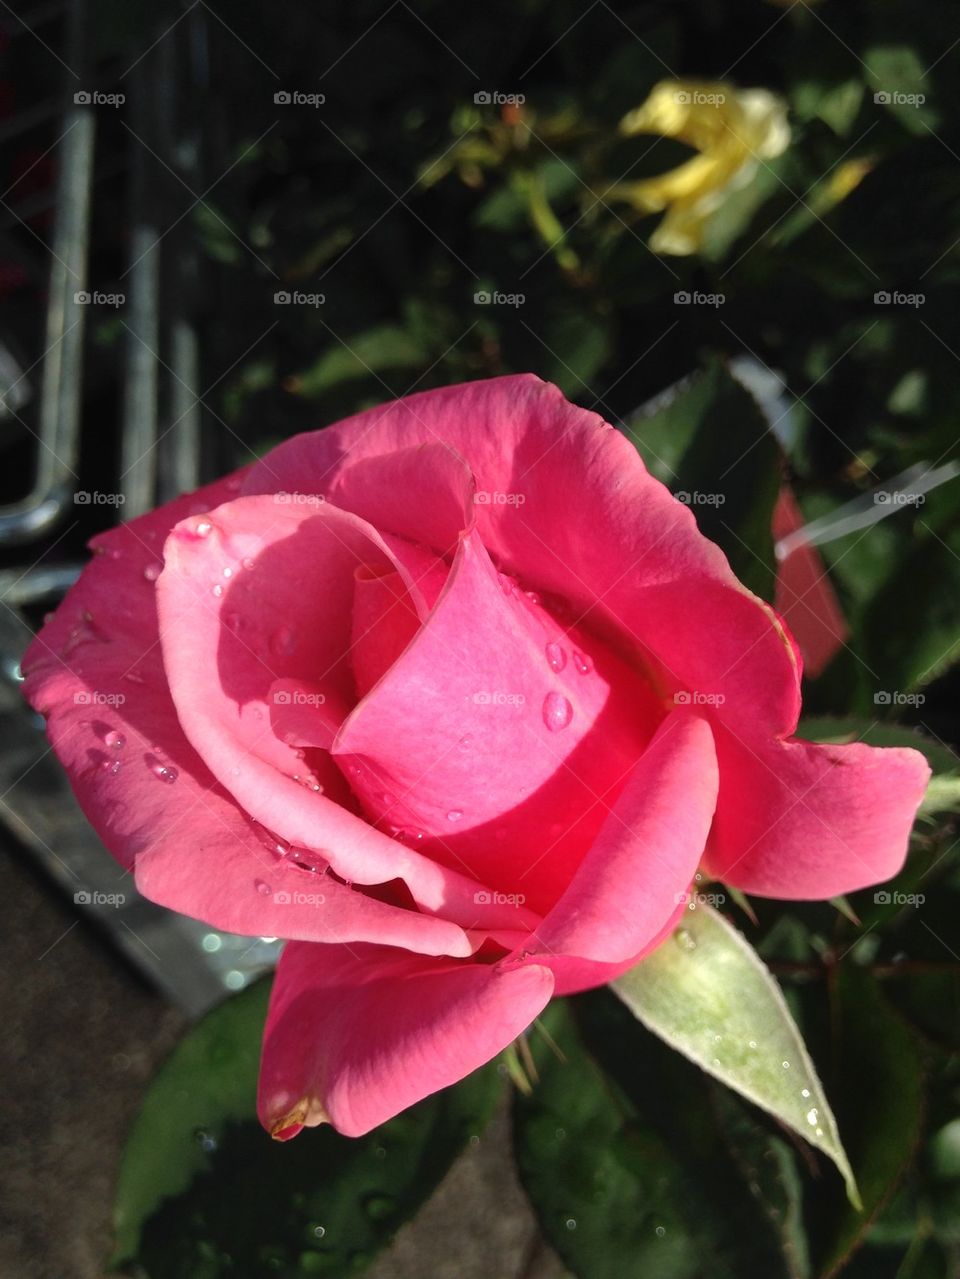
[623,358,781,599]
[813,966,924,1277]
[514,997,805,1279]
[112,979,272,1265]
[113,979,502,1277]
[611,904,859,1207]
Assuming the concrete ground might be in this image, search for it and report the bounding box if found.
[0,837,567,1279]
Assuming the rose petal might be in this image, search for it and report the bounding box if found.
[258,940,554,1138]
[703,725,931,898]
[527,708,718,962]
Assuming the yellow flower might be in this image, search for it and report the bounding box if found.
[612,80,790,255]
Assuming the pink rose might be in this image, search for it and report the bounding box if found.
[22,375,929,1138]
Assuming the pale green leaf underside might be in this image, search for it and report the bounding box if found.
[611,902,860,1209]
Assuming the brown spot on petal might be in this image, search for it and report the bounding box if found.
[269,1097,330,1141]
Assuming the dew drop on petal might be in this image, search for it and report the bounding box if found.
[143,563,161,582]
[211,583,224,598]
[545,642,566,672]
[446,809,463,822]
[105,730,126,751]
[153,763,178,784]
[255,879,272,896]
[573,651,593,675]
[542,691,573,732]
[458,735,473,751]
[101,758,122,776]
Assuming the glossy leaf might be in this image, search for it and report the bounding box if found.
[612,903,859,1207]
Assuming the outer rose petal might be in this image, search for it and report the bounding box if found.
[703,726,932,898]
[773,486,848,679]
[258,941,554,1138]
[18,473,471,955]
[527,709,718,963]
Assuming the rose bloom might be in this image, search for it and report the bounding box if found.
[22,376,928,1137]
[612,79,791,255]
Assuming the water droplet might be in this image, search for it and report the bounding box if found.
[211,583,224,598]
[675,928,697,951]
[105,730,126,751]
[293,848,329,875]
[255,880,272,896]
[573,651,593,674]
[806,1108,819,1126]
[202,933,222,952]
[497,573,516,597]
[655,1226,666,1238]
[565,1218,577,1231]
[143,562,161,582]
[446,809,463,822]
[458,735,473,751]
[192,519,213,538]
[800,1088,811,1098]
[781,1060,790,1070]
[153,763,178,784]
[242,556,255,570]
[524,589,542,605]
[101,758,122,776]
[748,1040,758,1049]
[222,566,233,579]
[270,626,296,656]
[545,641,566,672]
[312,1226,326,1240]
[194,1127,217,1153]
[542,691,573,732]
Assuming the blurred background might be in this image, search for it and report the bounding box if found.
[2,1,959,1276]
